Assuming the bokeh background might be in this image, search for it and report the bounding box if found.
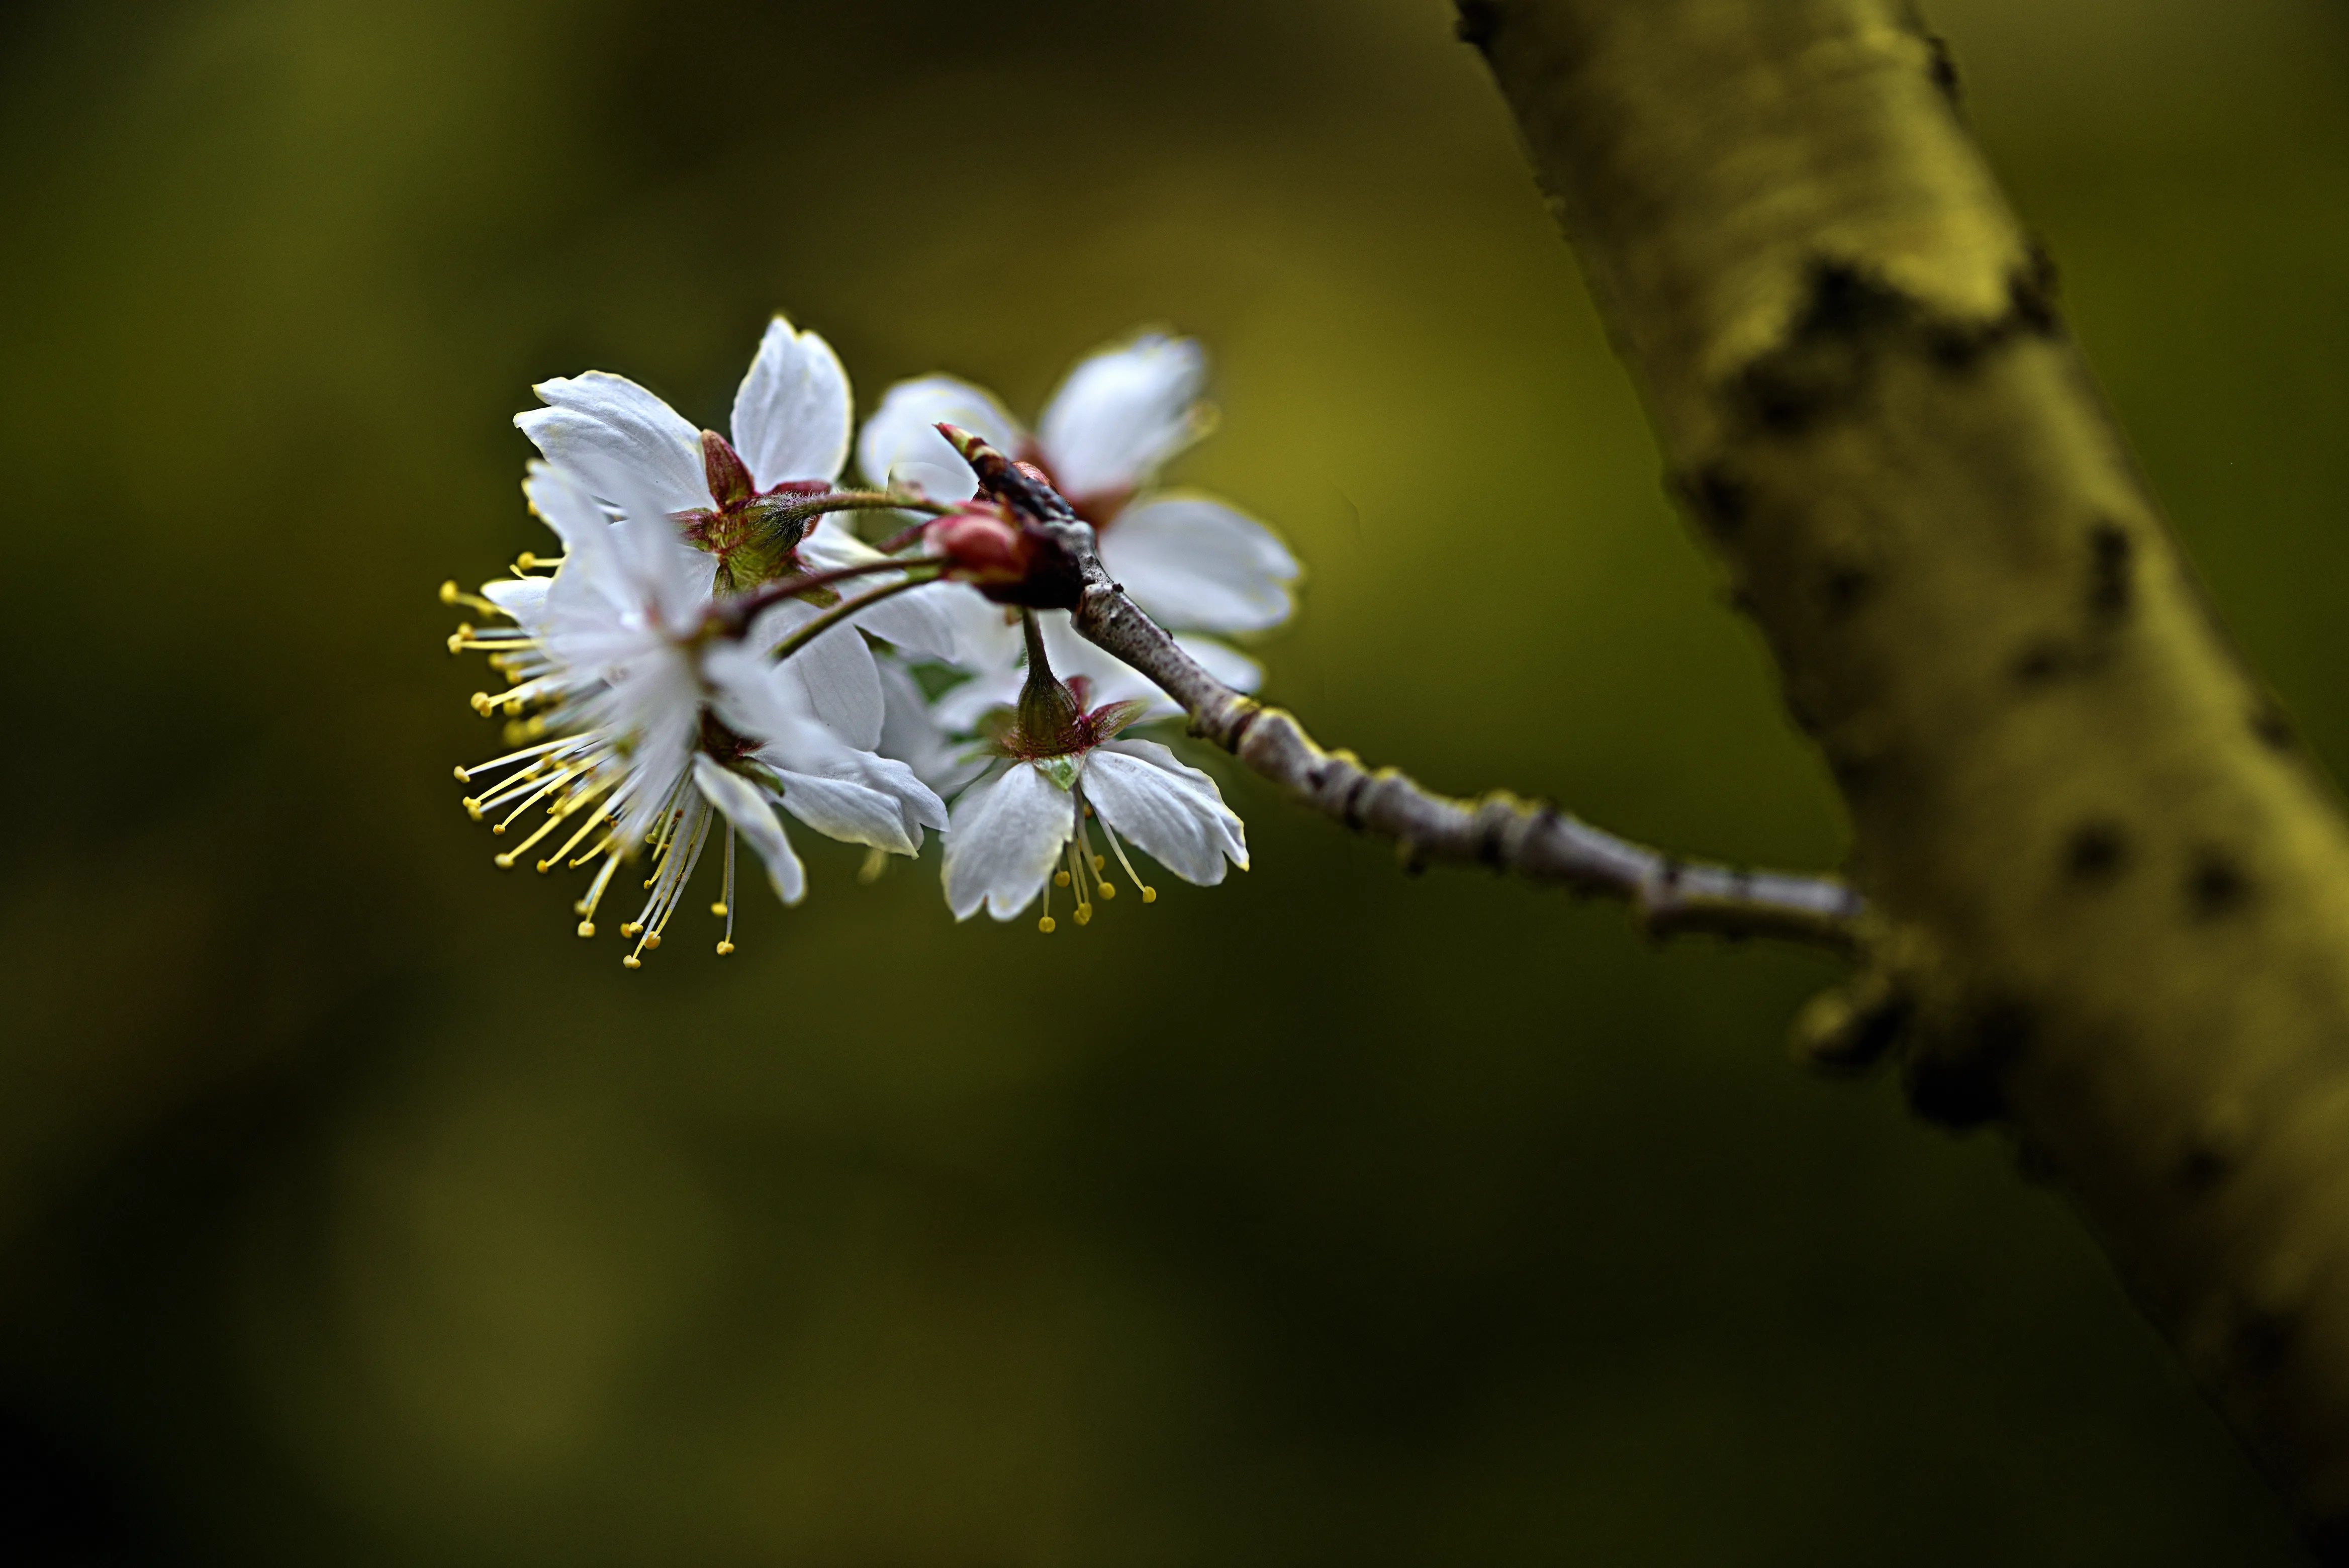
[1,0,2342,1561]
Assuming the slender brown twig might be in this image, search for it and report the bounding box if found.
[946,431,1863,951]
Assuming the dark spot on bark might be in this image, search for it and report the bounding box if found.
[1798,260,1900,339]
[1906,1054,2004,1129]
[2010,637,2072,686]
[2088,522,2133,621]
[1476,809,1509,870]
[1826,748,1877,799]
[2064,819,2129,883]
[2251,704,2297,752]
[1926,33,1962,103]
[1731,262,1905,436]
[2007,247,2061,336]
[2187,850,2252,920]
[1677,463,1750,537]
[1339,771,1372,829]
[2178,1139,2232,1194]
[1821,561,1876,621]
[2231,1298,2296,1374]
[1906,999,2031,1130]
[1925,325,1988,373]
[1225,705,1263,751]
[1659,858,1684,888]
[1453,0,1499,49]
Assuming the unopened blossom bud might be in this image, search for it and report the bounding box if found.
[924,504,1032,585]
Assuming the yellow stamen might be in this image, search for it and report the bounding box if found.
[1054,870,1071,887]
[1038,915,1056,933]
[576,921,596,938]
[539,804,612,873]
[576,855,621,924]
[716,941,735,955]
[1095,812,1158,905]
[439,582,502,615]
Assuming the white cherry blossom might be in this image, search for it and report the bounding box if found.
[515,314,970,750]
[451,463,945,966]
[938,619,1247,930]
[856,329,1300,640]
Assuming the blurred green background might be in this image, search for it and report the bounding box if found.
[0,0,2341,1560]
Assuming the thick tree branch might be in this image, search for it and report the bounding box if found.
[1456,0,2349,1552]
[951,436,1862,950]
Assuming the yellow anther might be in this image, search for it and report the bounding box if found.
[1142,886,1157,903]
[620,922,643,938]
[1038,915,1057,934]
[1074,904,1093,926]
[446,631,465,655]
[462,799,482,819]
[453,766,471,782]
[491,823,506,836]
[517,551,539,569]
[1097,882,1115,899]
[644,933,661,950]
[716,940,735,956]
[440,580,460,603]
[576,921,595,938]
[470,693,494,714]
[622,954,642,969]
[1054,870,1071,887]
[1093,855,1105,872]
[535,859,553,873]
[710,902,728,917]
[493,852,516,869]
[502,699,523,717]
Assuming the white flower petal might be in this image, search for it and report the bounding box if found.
[1085,742,1248,885]
[1036,333,1206,499]
[855,375,1022,500]
[730,314,851,489]
[481,575,550,628]
[751,599,883,750]
[767,769,918,855]
[850,579,971,664]
[943,762,1075,921]
[1098,493,1299,633]
[521,459,612,552]
[515,371,709,514]
[693,755,806,905]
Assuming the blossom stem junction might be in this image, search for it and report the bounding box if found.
[768,567,947,664]
[712,554,947,638]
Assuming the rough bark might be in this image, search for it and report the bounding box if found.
[1455,0,2349,1551]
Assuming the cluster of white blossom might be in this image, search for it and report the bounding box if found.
[443,315,1299,965]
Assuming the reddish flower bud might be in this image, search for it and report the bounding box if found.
[924,504,1033,584]
[701,429,755,508]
